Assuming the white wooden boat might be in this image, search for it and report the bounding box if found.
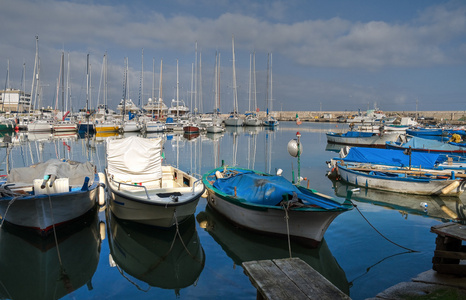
[0,159,102,235]
[326,131,399,147]
[202,166,353,247]
[336,163,466,196]
[105,136,205,228]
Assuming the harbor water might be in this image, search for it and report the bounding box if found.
[1,121,465,300]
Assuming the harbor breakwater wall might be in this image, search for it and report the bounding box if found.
[230,111,466,125]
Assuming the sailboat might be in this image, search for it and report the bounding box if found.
[262,53,279,127]
[224,36,243,127]
[52,52,77,133]
[143,58,166,133]
[206,52,225,133]
[120,57,142,133]
[94,54,120,134]
[27,37,53,133]
[244,51,261,127]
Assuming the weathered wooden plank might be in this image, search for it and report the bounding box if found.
[243,260,308,300]
[434,250,466,260]
[274,258,351,300]
[243,258,350,300]
[431,223,466,241]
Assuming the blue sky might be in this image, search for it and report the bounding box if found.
[1,0,465,113]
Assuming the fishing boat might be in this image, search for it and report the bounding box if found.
[326,131,399,147]
[334,162,466,197]
[202,166,353,247]
[105,136,205,228]
[0,159,103,235]
[107,212,205,294]
[386,136,466,156]
[406,128,447,137]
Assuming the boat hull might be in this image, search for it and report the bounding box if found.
[0,174,99,234]
[337,165,465,196]
[202,167,352,247]
[326,132,399,147]
[205,189,344,247]
[106,169,204,228]
[224,117,243,127]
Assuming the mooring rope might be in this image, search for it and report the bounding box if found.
[351,199,418,252]
[282,201,293,259]
[48,194,65,265]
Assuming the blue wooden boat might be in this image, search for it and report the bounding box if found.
[202,166,353,247]
[386,136,466,156]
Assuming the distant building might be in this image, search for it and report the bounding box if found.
[0,88,31,112]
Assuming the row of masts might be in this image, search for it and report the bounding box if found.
[3,37,278,129]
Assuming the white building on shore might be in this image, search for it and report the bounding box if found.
[0,89,32,112]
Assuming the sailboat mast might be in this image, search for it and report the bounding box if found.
[266,53,269,115]
[86,54,89,113]
[270,53,273,112]
[61,51,64,115]
[30,36,39,113]
[232,36,238,114]
[176,59,179,118]
[253,51,257,111]
[248,53,252,112]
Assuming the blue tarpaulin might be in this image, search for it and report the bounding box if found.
[342,147,440,168]
[213,170,343,209]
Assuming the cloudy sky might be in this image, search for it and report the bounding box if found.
[1,0,466,113]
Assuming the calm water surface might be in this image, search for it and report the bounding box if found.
[1,122,465,300]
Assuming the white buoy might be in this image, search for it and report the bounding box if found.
[287,139,302,157]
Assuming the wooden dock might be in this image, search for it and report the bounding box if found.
[242,257,351,300]
[431,223,466,276]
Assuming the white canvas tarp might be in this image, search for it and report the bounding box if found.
[107,136,162,183]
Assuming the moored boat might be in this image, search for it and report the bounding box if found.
[202,166,353,247]
[326,131,399,147]
[105,136,205,228]
[335,163,466,197]
[0,159,102,235]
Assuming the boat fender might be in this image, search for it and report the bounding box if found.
[441,181,460,195]
[215,171,223,179]
[99,221,106,241]
[98,172,106,206]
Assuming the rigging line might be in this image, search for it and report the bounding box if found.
[351,200,418,252]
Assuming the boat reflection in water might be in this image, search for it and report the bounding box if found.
[332,180,466,222]
[196,206,350,295]
[0,209,102,299]
[107,211,205,296]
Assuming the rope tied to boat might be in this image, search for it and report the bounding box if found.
[281,198,294,259]
[348,193,418,253]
